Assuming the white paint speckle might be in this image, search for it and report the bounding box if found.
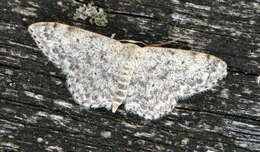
[121,121,137,129]
[185,2,211,11]
[46,146,63,152]
[37,137,44,143]
[54,100,73,109]
[24,91,44,101]
[35,111,48,117]
[1,107,16,113]
[257,76,260,85]
[5,69,13,75]
[134,132,155,138]
[8,135,14,139]
[171,0,180,4]
[57,1,63,7]
[219,89,230,99]
[28,1,40,8]
[171,13,190,24]
[100,131,112,138]
[181,138,189,145]
[0,142,20,149]
[11,7,37,17]
[164,121,174,126]
[50,115,64,121]
[242,88,253,94]
[248,51,259,58]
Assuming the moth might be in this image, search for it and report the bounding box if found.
[28,22,227,120]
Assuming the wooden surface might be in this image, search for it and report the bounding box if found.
[0,0,259,151]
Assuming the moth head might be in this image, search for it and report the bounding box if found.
[121,43,143,59]
[123,43,139,50]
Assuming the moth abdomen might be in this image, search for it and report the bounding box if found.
[112,62,135,112]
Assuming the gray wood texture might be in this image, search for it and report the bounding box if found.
[0,0,259,151]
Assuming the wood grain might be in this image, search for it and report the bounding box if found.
[0,0,259,151]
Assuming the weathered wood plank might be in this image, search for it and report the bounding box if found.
[0,0,259,151]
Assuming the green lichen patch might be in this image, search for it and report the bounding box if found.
[73,3,108,27]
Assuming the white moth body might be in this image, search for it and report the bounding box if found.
[28,22,227,120]
[112,44,142,113]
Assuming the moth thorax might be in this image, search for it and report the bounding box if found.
[120,43,141,60]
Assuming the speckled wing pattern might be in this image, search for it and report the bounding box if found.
[28,22,227,120]
[125,47,227,119]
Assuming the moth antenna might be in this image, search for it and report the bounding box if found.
[146,36,191,47]
[119,40,147,46]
